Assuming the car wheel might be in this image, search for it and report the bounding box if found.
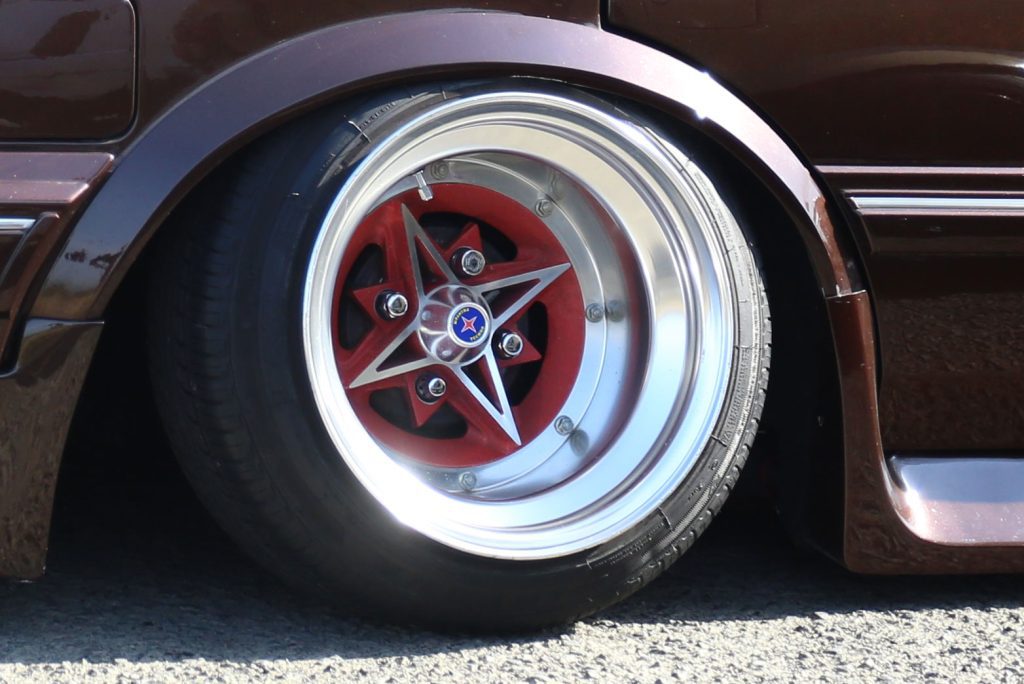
[149,82,770,629]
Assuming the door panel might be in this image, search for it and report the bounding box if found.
[608,0,1024,166]
[0,0,136,140]
[608,1,1024,450]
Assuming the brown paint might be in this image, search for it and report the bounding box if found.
[133,0,599,129]
[0,319,102,578]
[0,153,113,365]
[831,292,1024,573]
[31,10,853,328]
[607,0,1024,165]
[823,165,1024,452]
[0,153,115,206]
[0,0,136,140]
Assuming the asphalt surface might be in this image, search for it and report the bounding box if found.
[2,443,1024,683]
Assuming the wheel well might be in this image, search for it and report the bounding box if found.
[667,127,846,557]
[68,83,847,557]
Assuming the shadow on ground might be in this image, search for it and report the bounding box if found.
[1,434,1022,666]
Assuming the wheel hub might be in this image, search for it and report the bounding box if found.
[417,286,492,364]
[331,180,586,468]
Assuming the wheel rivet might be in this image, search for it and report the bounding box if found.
[452,248,486,277]
[458,472,477,491]
[429,161,450,180]
[416,374,447,403]
[586,303,605,323]
[496,330,524,359]
[377,291,409,319]
[535,198,554,217]
[554,415,574,435]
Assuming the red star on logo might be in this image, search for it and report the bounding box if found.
[460,315,479,334]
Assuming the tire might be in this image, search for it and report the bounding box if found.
[149,81,770,630]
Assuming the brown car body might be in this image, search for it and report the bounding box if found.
[2,0,1023,578]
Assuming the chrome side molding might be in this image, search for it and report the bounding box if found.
[0,218,34,234]
[851,195,1024,214]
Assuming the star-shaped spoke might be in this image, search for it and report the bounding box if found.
[344,202,571,447]
[401,204,458,293]
[470,263,571,328]
[453,351,522,445]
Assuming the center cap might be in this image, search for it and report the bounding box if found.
[417,286,493,364]
[448,303,489,348]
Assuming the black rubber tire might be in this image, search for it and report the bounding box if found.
[148,82,771,631]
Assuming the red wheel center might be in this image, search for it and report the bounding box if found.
[331,183,585,467]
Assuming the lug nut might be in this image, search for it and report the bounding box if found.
[377,291,409,319]
[495,330,524,359]
[452,248,486,277]
[416,374,447,403]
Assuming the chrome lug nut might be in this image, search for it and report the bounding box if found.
[377,290,409,319]
[495,330,524,359]
[452,248,486,277]
[416,374,447,403]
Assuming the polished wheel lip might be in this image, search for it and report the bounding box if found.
[303,90,735,560]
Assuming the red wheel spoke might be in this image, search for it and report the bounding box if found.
[441,222,485,263]
[497,325,542,368]
[348,283,391,320]
[345,205,464,389]
[401,205,459,289]
[333,183,583,467]
[402,373,448,427]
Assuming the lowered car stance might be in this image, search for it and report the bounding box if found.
[2,1,1022,629]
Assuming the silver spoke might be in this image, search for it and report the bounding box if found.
[473,262,571,328]
[348,320,431,388]
[453,351,522,446]
[349,205,458,389]
[401,204,459,289]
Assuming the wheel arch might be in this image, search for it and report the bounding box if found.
[54,10,862,557]
[30,10,860,325]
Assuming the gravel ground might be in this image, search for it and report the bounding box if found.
[2,444,1023,683]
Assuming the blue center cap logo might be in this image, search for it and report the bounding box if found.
[449,304,488,347]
